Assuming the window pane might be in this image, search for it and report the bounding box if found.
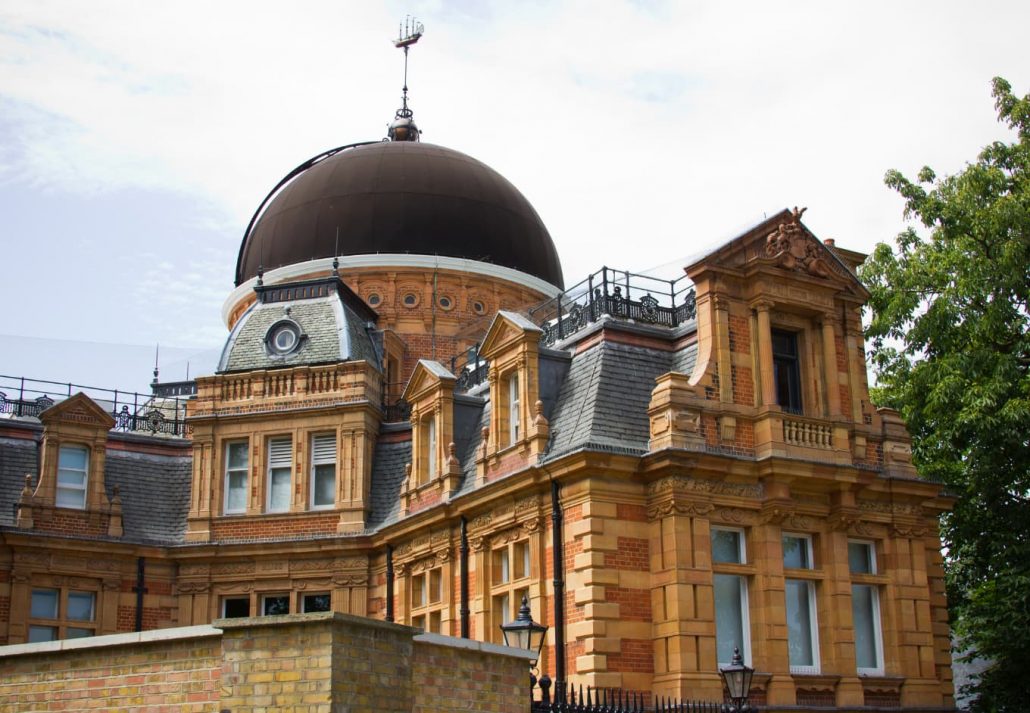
[782,536,810,569]
[223,598,250,618]
[31,589,58,619]
[498,593,511,625]
[852,584,880,670]
[712,530,743,564]
[269,468,291,511]
[313,464,335,507]
[303,593,331,613]
[785,579,815,667]
[66,627,94,639]
[58,446,88,471]
[848,542,874,574]
[67,592,95,621]
[714,574,745,664]
[28,625,57,643]
[56,487,86,509]
[496,548,510,583]
[57,469,86,487]
[262,595,289,616]
[227,471,247,512]
[227,442,248,469]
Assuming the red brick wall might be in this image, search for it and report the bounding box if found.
[607,638,654,673]
[728,315,750,354]
[605,538,649,571]
[731,365,754,406]
[209,512,340,541]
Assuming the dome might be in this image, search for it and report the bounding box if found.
[235,141,564,289]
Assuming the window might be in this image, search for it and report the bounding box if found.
[302,593,331,613]
[222,596,250,618]
[491,539,532,643]
[409,567,445,633]
[772,330,802,414]
[711,527,750,665]
[849,541,884,675]
[262,594,290,616]
[783,534,819,674]
[508,373,521,444]
[310,433,336,509]
[224,441,249,514]
[426,416,437,481]
[29,588,95,642]
[267,437,292,512]
[56,445,88,509]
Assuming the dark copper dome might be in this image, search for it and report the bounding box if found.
[235,141,564,288]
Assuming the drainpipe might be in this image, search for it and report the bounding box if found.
[385,545,395,622]
[551,479,566,688]
[133,557,147,632]
[460,516,470,638]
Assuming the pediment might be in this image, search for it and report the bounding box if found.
[479,311,541,359]
[686,208,870,299]
[39,392,116,429]
[402,360,455,402]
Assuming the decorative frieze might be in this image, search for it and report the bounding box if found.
[647,475,763,499]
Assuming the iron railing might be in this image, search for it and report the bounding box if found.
[532,681,722,713]
[451,343,488,393]
[0,375,191,437]
[529,267,697,348]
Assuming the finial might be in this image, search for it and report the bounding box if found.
[388,17,424,142]
[332,227,340,276]
[257,264,264,286]
[152,344,160,384]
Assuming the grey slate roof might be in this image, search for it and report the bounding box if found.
[0,434,191,545]
[544,341,672,459]
[671,342,698,375]
[367,438,412,530]
[219,296,381,373]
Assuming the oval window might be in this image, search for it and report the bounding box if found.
[368,293,381,306]
[439,296,452,310]
[266,321,302,355]
[472,301,485,315]
[403,293,418,307]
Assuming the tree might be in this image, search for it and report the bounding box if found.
[861,77,1030,712]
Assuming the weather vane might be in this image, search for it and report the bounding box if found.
[388,17,424,141]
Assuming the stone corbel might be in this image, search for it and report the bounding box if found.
[16,475,34,529]
[529,400,549,458]
[648,372,705,451]
[442,442,463,497]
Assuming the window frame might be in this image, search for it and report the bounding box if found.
[490,538,532,644]
[848,540,885,676]
[508,372,521,444]
[28,586,97,642]
[301,592,332,613]
[782,532,820,675]
[771,329,803,414]
[56,444,89,510]
[223,440,249,515]
[711,526,752,666]
[309,432,337,510]
[221,596,251,618]
[261,592,290,616]
[266,436,293,513]
[408,566,446,634]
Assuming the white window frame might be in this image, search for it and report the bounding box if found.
[508,372,520,444]
[711,526,751,666]
[309,433,336,510]
[426,416,437,480]
[56,444,89,509]
[783,532,820,675]
[261,592,290,616]
[223,440,249,515]
[266,437,293,513]
[301,592,332,613]
[849,540,885,676]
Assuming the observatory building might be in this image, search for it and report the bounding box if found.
[0,28,954,712]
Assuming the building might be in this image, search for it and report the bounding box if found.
[0,73,955,711]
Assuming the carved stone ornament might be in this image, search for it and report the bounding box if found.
[332,573,369,586]
[516,495,540,513]
[828,511,858,532]
[715,507,753,525]
[763,207,832,279]
[212,561,256,575]
[849,521,877,537]
[647,500,715,520]
[647,475,763,499]
[522,516,542,533]
[892,524,929,538]
[469,536,487,552]
[759,503,796,525]
[471,512,492,530]
[177,581,211,594]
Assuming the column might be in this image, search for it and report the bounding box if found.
[753,302,777,407]
[821,317,841,418]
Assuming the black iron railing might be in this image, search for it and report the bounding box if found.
[532,681,722,713]
[0,375,191,437]
[529,267,697,348]
[451,343,488,393]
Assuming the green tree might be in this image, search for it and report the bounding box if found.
[861,77,1030,712]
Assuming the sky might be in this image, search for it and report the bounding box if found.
[1,0,1029,394]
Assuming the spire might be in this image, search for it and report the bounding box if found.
[388,17,424,142]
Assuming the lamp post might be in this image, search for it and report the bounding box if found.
[719,647,755,713]
[500,594,549,704]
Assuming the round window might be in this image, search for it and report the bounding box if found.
[403,293,418,307]
[368,293,381,306]
[439,296,452,310]
[472,301,485,315]
[266,321,302,355]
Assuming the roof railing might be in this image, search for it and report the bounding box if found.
[528,267,697,347]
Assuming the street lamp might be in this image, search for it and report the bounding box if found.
[719,647,755,713]
[500,594,550,703]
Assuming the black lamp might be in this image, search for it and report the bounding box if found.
[500,594,548,665]
[719,647,755,712]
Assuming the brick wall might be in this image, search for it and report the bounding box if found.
[0,612,533,713]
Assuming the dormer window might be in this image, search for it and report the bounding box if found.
[267,437,293,512]
[772,330,802,414]
[56,445,88,509]
[508,372,520,445]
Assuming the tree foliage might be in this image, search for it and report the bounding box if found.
[861,77,1030,712]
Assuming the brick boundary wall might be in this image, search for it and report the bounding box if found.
[0,613,534,713]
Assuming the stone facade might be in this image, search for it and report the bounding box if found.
[0,207,955,711]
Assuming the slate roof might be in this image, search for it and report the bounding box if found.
[544,341,673,459]
[367,437,412,530]
[0,432,192,545]
[219,296,380,373]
